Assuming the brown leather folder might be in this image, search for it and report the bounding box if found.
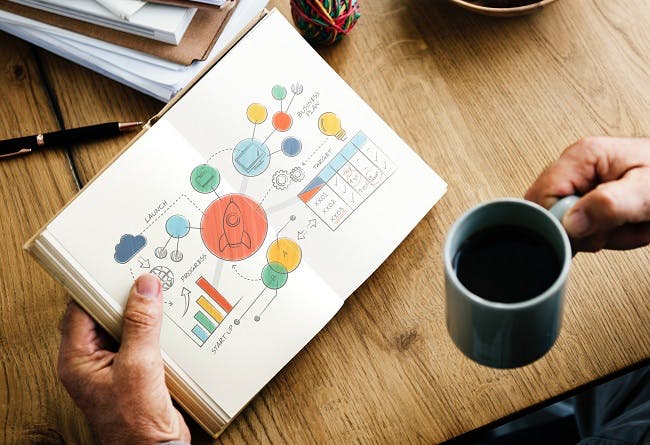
[0,1,238,65]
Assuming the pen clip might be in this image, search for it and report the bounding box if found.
[0,148,32,159]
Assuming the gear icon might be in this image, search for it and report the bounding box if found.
[272,170,291,190]
[290,166,305,182]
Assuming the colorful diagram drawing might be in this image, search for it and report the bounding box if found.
[114,234,146,264]
[236,237,302,323]
[201,194,268,261]
[116,83,395,349]
[233,139,271,177]
[190,164,220,193]
[267,238,302,273]
[189,276,236,346]
[318,112,346,140]
[150,265,174,291]
[155,214,191,262]
[232,84,304,177]
[282,136,302,157]
[298,131,397,230]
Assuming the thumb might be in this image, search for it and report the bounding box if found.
[562,169,650,238]
[120,273,163,362]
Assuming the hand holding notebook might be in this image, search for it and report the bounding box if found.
[26,10,447,438]
[58,275,192,444]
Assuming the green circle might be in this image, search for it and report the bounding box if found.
[191,164,220,193]
[261,262,288,289]
[271,85,287,101]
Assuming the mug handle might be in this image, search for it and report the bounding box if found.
[549,195,580,222]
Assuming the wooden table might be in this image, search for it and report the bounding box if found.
[1,1,648,443]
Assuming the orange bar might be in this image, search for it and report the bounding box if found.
[197,296,224,324]
[196,276,232,313]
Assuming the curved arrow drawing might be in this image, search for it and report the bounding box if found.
[181,287,191,316]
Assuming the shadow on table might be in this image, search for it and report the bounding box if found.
[445,361,650,444]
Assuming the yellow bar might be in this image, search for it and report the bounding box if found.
[197,295,224,324]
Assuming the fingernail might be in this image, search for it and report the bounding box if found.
[137,274,161,299]
[564,209,591,237]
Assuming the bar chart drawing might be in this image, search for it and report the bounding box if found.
[186,276,235,346]
[298,131,397,230]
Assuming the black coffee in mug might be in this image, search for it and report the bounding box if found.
[452,225,562,303]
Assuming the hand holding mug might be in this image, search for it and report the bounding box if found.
[445,137,650,369]
[525,137,650,252]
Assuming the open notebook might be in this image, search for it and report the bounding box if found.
[26,9,447,437]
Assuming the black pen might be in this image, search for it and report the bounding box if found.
[0,121,143,159]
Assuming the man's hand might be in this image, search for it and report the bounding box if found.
[525,136,650,252]
[58,274,191,445]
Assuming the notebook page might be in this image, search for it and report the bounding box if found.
[47,119,342,417]
[163,10,448,299]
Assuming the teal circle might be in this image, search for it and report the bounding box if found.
[166,214,190,238]
[191,164,220,193]
[271,85,287,101]
[261,262,288,289]
[233,139,271,176]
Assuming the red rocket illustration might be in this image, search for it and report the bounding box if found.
[219,198,252,252]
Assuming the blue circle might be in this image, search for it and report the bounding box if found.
[232,139,271,176]
[166,214,190,238]
[281,137,302,157]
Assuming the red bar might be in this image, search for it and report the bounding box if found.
[196,276,232,313]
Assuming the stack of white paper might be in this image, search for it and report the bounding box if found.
[0,0,268,102]
[9,0,196,44]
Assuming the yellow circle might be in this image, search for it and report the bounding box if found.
[267,238,302,273]
[247,103,267,124]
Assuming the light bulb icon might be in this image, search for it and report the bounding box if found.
[318,112,346,140]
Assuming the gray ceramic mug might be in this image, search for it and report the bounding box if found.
[444,196,578,368]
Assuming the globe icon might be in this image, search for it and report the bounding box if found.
[149,265,174,291]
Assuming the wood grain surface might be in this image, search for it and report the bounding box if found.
[0,33,94,444]
[1,0,649,443]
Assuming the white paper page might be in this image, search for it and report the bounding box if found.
[95,0,147,20]
[9,0,195,43]
[163,11,448,299]
[47,119,342,417]
[0,0,268,100]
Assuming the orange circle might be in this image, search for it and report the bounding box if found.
[201,194,267,261]
[272,112,293,132]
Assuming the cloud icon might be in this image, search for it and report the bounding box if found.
[114,234,147,264]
